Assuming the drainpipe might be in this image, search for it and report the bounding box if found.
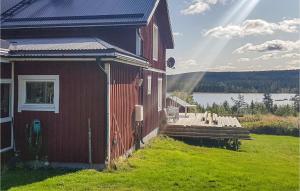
[96,58,111,164]
[104,63,111,163]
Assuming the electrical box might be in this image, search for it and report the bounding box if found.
[135,105,143,122]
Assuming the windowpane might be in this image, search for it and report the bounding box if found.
[26,82,54,104]
[153,25,158,61]
[147,76,152,95]
[158,79,162,110]
[1,84,10,118]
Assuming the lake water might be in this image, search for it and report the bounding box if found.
[192,93,296,107]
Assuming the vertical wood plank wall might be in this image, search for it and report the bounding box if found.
[140,4,167,137]
[110,63,140,160]
[13,61,106,164]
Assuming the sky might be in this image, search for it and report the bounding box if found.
[166,0,300,74]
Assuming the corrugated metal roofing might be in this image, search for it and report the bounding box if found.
[167,95,197,108]
[6,37,147,62]
[1,0,158,28]
[0,39,10,55]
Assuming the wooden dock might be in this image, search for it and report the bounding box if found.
[161,113,250,140]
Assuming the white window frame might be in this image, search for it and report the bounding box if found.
[158,78,163,111]
[0,79,12,123]
[147,75,152,95]
[136,29,142,56]
[153,24,158,61]
[0,62,14,153]
[18,75,60,113]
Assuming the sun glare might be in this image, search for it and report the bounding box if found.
[180,0,261,93]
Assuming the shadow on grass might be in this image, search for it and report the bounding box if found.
[1,168,72,190]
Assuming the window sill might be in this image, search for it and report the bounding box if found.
[18,104,58,113]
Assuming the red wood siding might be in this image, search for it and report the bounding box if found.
[13,61,106,164]
[2,27,137,54]
[142,71,166,137]
[109,63,140,159]
[140,0,168,137]
[141,20,166,71]
[1,62,11,79]
[140,1,167,71]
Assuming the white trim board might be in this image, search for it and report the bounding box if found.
[145,67,166,74]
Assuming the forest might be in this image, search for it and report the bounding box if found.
[167,70,300,93]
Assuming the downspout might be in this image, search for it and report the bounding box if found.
[104,63,111,163]
[96,58,111,164]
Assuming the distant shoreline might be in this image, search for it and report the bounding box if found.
[167,70,299,94]
[192,92,297,94]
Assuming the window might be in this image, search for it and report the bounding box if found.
[136,29,143,56]
[158,78,163,111]
[18,75,59,113]
[1,83,10,119]
[147,76,152,95]
[153,24,158,61]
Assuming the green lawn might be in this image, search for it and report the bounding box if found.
[1,134,299,191]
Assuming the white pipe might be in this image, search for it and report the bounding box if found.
[104,63,111,163]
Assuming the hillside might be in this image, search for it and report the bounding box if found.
[167,70,300,93]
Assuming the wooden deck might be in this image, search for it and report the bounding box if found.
[161,113,250,140]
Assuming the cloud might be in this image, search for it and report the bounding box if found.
[205,18,300,38]
[237,57,250,62]
[181,0,230,15]
[205,62,237,71]
[287,60,300,70]
[289,60,300,66]
[173,32,183,37]
[254,52,300,61]
[180,59,198,66]
[233,40,300,54]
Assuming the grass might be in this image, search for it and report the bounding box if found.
[239,114,299,136]
[1,134,299,191]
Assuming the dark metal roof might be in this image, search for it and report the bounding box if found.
[1,0,23,13]
[5,37,148,64]
[1,0,158,28]
[0,39,10,55]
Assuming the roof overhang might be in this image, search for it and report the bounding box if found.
[6,52,149,68]
[3,37,149,67]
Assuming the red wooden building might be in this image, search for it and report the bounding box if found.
[0,0,174,168]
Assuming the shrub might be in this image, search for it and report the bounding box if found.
[240,114,299,137]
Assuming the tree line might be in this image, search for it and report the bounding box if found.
[167,70,299,93]
[172,91,300,117]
